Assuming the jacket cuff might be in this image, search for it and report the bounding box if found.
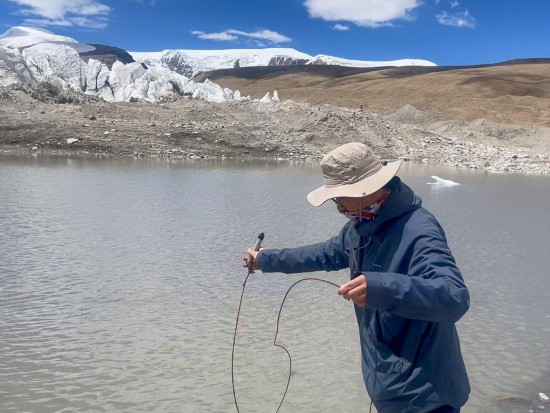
[364,272,391,311]
[256,250,273,273]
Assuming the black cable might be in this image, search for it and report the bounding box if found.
[231,275,375,413]
[272,277,340,413]
[231,271,253,413]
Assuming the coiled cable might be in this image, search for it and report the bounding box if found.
[232,274,375,412]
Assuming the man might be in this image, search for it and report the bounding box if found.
[247,142,470,413]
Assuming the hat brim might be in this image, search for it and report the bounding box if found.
[307,160,402,207]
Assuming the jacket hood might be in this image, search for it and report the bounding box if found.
[354,176,422,236]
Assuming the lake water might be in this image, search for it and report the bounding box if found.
[1,155,549,413]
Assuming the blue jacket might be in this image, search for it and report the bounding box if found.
[257,177,470,412]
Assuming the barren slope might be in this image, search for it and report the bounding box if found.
[197,62,550,126]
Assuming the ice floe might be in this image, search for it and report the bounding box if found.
[427,176,460,187]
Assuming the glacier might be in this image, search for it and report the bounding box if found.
[0,26,252,103]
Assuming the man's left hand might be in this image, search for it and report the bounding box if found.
[338,274,367,307]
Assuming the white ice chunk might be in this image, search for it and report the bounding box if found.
[259,92,273,103]
[427,176,460,187]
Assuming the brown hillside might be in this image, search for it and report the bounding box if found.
[196,63,550,126]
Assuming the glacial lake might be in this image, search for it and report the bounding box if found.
[1,155,549,413]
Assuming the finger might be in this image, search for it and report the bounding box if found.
[347,284,366,301]
[355,298,367,308]
[338,280,355,296]
[348,291,365,306]
[338,280,366,300]
[338,274,366,295]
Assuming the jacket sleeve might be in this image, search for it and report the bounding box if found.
[364,219,470,323]
[256,223,351,274]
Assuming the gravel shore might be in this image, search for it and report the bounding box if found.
[1,87,549,174]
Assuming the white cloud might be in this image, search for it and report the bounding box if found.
[129,0,157,6]
[191,29,292,44]
[8,0,110,28]
[226,29,291,43]
[436,9,475,28]
[332,24,350,31]
[22,16,108,29]
[78,3,110,15]
[70,16,109,29]
[22,18,73,27]
[191,31,238,41]
[304,0,422,27]
[10,0,110,19]
[450,0,460,8]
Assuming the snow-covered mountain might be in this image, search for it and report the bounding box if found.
[307,54,436,68]
[130,49,436,78]
[0,26,261,103]
[131,48,311,77]
[0,26,95,53]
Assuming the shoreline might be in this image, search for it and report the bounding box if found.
[2,146,549,177]
[1,88,549,175]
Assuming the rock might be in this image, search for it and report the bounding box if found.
[66,138,79,144]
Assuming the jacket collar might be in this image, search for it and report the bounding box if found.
[353,176,422,236]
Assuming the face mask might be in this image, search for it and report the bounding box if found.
[336,191,390,221]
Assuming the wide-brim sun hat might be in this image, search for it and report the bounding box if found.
[307,142,402,207]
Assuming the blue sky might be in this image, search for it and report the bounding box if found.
[0,0,549,66]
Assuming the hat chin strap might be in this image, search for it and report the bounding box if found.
[357,197,373,222]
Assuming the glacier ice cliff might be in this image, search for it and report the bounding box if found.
[0,26,248,103]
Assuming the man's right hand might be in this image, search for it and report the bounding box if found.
[243,248,261,271]
[338,274,367,307]
[247,248,259,261]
